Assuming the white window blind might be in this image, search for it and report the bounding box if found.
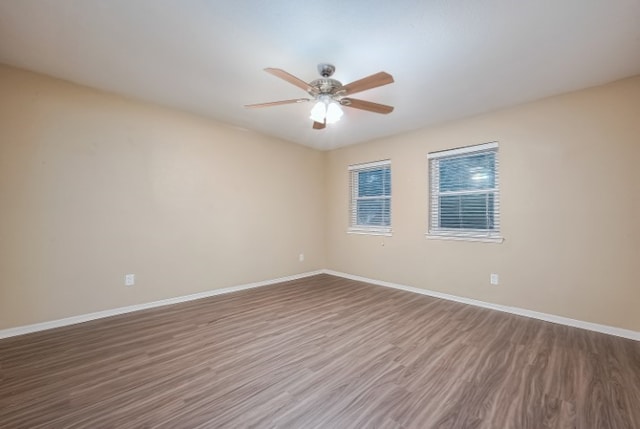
[348,160,392,235]
[428,143,502,242]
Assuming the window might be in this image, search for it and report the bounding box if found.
[428,142,502,242]
[348,160,391,235]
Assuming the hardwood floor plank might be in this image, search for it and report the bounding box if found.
[1,274,639,428]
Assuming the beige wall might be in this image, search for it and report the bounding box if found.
[326,76,640,332]
[0,65,325,329]
[2,64,638,333]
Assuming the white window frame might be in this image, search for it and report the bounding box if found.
[427,142,503,243]
[348,160,392,236]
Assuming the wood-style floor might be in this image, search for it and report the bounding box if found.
[1,274,639,428]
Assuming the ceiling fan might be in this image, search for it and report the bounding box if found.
[245,64,394,130]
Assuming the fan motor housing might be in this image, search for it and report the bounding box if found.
[309,78,343,96]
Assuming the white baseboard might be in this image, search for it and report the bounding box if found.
[0,270,325,340]
[323,269,640,342]
[3,269,638,342]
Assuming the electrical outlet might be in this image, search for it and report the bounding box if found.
[299,253,305,262]
[490,273,499,285]
[125,274,135,286]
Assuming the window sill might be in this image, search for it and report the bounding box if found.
[425,233,504,243]
[348,228,393,237]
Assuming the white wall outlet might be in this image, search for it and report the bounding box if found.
[299,253,305,262]
[490,273,499,285]
[125,274,135,286]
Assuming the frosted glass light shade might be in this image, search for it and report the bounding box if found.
[325,102,343,124]
[309,101,327,122]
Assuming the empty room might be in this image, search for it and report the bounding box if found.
[1,1,639,428]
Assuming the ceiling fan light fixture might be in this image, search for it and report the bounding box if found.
[325,102,343,124]
[248,65,394,130]
[309,101,327,122]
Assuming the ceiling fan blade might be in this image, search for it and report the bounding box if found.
[312,121,326,130]
[264,68,313,92]
[341,98,394,114]
[341,72,394,95]
[244,98,310,108]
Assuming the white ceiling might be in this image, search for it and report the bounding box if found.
[1,1,639,150]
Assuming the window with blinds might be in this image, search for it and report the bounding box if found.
[348,160,392,235]
[428,143,502,242]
